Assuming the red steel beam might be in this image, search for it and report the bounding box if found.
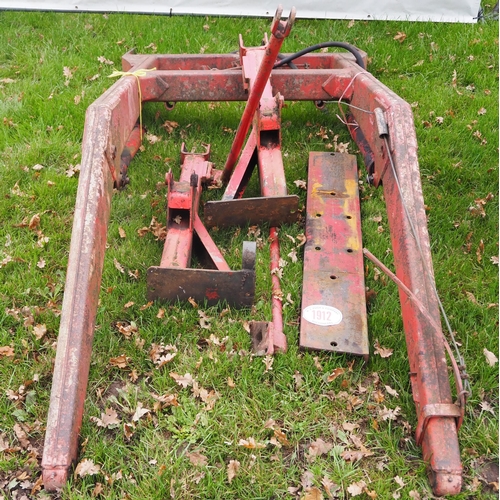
[41,57,156,490]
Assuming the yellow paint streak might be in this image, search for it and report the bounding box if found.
[343,178,361,252]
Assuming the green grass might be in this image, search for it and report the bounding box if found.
[0,8,498,500]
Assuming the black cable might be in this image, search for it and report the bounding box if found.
[274,41,365,70]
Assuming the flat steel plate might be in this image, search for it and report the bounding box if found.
[203,195,299,228]
[147,267,255,307]
[300,152,369,356]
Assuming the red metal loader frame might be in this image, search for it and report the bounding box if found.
[42,7,464,495]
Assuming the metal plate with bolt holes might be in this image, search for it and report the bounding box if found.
[300,152,369,357]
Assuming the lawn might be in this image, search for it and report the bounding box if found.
[0,7,498,500]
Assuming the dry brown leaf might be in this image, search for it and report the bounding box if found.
[169,371,194,388]
[29,214,40,230]
[187,451,208,466]
[92,482,104,497]
[33,323,47,340]
[123,422,135,440]
[378,405,401,421]
[347,480,367,497]
[313,356,323,371]
[327,367,344,382]
[75,458,101,478]
[13,423,30,448]
[293,371,304,389]
[393,31,407,43]
[227,377,236,388]
[227,459,240,483]
[374,340,393,358]
[342,422,359,432]
[109,354,129,368]
[274,428,290,446]
[483,348,498,367]
[238,437,266,449]
[294,179,307,190]
[0,346,15,357]
[116,321,138,338]
[385,385,399,397]
[113,258,125,273]
[198,310,211,329]
[118,227,126,238]
[263,355,274,372]
[132,402,150,422]
[303,486,324,500]
[307,438,333,461]
[91,407,121,428]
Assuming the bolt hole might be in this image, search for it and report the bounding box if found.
[330,191,336,196]
[346,215,352,219]
[330,341,338,347]
[316,213,322,218]
[347,248,353,253]
[330,275,337,280]
[315,246,321,251]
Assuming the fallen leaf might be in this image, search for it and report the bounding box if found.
[347,480,367,497]
[227,377,236,388]
[33,324,47,340]
[238,437,266,449]
[0,346,15,357]
[198,310,211,329]
[29,213,40,230]
[132,402,150,422]
[491,256,499,265]
[227,459,240,483]
[327,367,344,382]
[13,423,30,448]
[263,355,274,373]
[480,401,495,415]
[393,31,406,42]
[321,476,340,499]
[169,372,194,388]
[118,227,126,238]
[36,257,46,269]
[374,340,393,358]
[294,179,307,190]
[378,405,401,421]
[293,371,304,389]
[91,407,121,428]
[75,458,101,478]
[307,438,333,461]
[187,451,208,466]
[313,356,323,371]
[385,385,399,397]
[109,354,129,368]
[303,486,324,500]
[113,258,125,273]
[483,348,498,366]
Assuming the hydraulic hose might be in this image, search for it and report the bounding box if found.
[274,41,365,69]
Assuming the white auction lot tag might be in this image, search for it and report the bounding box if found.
[303,305,343,326]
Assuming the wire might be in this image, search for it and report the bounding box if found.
[383,136,471,399]
[274,42,365,70]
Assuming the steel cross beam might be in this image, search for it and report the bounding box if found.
[42,9,463,495]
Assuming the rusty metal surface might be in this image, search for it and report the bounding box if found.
[204,195,299,228]
[333,56,463,494]
[300,152,368,356]
[222,6,295,181]
[42,73,143,490]
[147,267,255,307]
